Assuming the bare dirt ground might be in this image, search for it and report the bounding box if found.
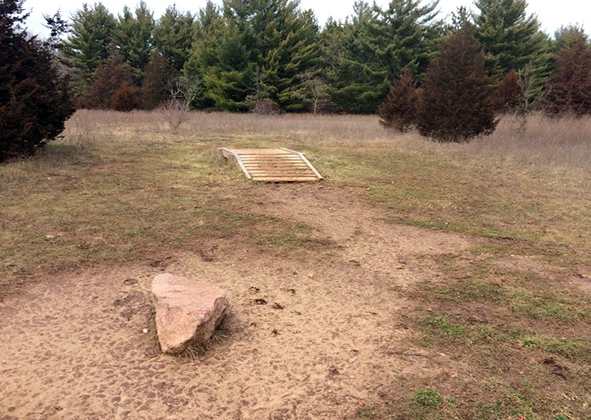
[0,184,492,420]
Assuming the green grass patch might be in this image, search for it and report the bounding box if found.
[0,130,334,297]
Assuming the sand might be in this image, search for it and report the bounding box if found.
[0,184,476,420]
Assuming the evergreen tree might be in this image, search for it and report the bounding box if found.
[378,70,418,131]
[141,51,174,110]
[554,25,589,52]
[64,3,116,89]
[326,2,387,114]
[545,33,591,117]
[183,1,224,109]
[270,7,321,111]
[326,0,441,114]
[1,0,75,160]
[186,0,320,112]
[113,1,155,79]
[372,0,441,77]
[82,50,135,109]
[197,8,254,111]
[473,0,549,79]
[449,5,471,30]
[111,83,138,112]
[492,70,523,114]
[153,6,194,71]
[417,24,497,142]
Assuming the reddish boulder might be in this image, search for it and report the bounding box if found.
[152,273,229,354]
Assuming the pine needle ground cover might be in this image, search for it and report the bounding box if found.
[1,110,590,419]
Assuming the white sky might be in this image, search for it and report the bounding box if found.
[24,0,589,38]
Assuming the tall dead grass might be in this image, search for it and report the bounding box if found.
[469,113,591,171]
[62,111,590,175]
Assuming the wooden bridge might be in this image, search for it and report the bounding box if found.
[219,148,323,182]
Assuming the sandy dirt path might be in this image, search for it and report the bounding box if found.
[0,184,476,420]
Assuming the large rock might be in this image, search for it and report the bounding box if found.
[152,273,229,355]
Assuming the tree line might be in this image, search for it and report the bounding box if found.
[61,0,591,117]
[2,0,591,160]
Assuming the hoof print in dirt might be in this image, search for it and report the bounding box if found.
[282,288,296,294]
[113,291,148,321]
[113,292,149,321]
[113,291,144,307]
[123,278,139,286]
[326,367,340,379]
[542,357,569,379]
[198,244,217,262]
[249,286,261,293]
[149,256,175,269]
[152,273,229,355]
[272,302,285,310]
[253,298,267,305]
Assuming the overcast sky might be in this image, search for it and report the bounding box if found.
[24,0,589,38]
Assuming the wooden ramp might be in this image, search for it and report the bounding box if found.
[219,148,323,182]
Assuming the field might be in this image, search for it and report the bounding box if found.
[1,111,590,420]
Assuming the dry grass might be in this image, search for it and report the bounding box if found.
[1,110,591,419]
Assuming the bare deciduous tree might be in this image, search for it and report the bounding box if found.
[159,77,199,130]
[301,73,330,115]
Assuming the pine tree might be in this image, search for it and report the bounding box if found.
[63,3,116,90]
[554,25,589,52]
[183,1,225,109]
[153,6,194,71]
[1,0,75,160]
[270,7,321,111]
[326,0,441,114]
[186,0,320,112]
[141,51,174,110]
[417,24,497,142]
[325,2,388,114]
[197,10,255,112]
[473,0,549,79]
[82,51,135,109]
[113,1,155,80]
[372,0,441,77]
[545,33,591,117]
[378,70,418,131]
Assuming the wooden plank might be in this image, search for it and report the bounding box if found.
[243,164,309,167]
[243,165,310,169]
[233,155,253,180]
[281,148,323,180]
[251,177,319,182]
[240,157,302,161]
[247,172,315,176]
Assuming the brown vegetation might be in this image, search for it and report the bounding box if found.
[545,32,591,117]
[378,70,418,132]
[417,24,497,142]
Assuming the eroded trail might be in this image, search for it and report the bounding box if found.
[0,184,476,420]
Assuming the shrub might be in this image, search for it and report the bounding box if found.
[378,70,419,132]
[0,0,75,161]
[112,83,138,112]
[251,98,281,115]
[82,50,135,109]
[416,24,497,142]
[492,70,524,114]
